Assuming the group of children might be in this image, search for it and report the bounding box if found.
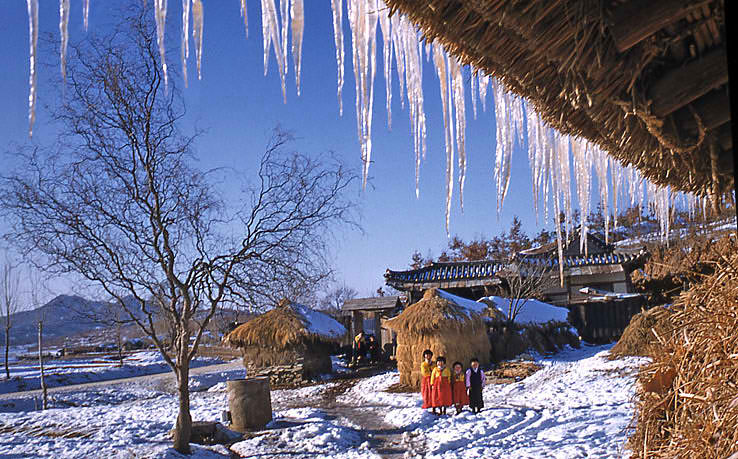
[420,349,486,415]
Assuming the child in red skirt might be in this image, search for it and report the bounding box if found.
[420,349,433,410]
[451,361,469,414]
[431,356,452,415]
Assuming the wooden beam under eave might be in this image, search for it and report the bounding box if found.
[674,89,731,134]
[649,47,728,118]
[609,0,711,53]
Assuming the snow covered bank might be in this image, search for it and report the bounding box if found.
[0,351,227,394]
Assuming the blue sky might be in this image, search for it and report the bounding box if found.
[1,1,558,302]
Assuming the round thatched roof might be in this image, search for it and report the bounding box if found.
[223,299,346,349]
[385,288,489,335]
[384,0,731,200]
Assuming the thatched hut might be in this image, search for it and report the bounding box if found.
[223,299,346,380]
[384,0,731,207]
[385,288,491,388]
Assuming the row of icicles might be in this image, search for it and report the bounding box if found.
[24,0,712,274]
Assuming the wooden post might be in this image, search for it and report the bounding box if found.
[38,321,47,410]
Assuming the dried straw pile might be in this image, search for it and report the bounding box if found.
[223,299,342,377]
[631,233,737,305]
[628,251,738,458]
[609,306,673,359]
[384,0,731,198]
[385,288,491,388]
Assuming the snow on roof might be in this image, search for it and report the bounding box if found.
[292,303,346,339]
[578,287,642,301]
[480,296,569,325]
[436,289,488,317]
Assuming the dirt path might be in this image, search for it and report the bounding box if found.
[0,361,242,401]
[309,368,425,459]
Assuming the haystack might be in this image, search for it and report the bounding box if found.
[609,305,673,359]
[223,299,346,379]
[385,288,491,388]
[628,250,738,458]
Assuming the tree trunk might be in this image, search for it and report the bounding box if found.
[38,321,47,410]
[172,333,192,454]
[4,325,10,380]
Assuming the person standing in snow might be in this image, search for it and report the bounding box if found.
[351,331,366,366]
[367,334,380,364]
[451,361,469,414]
[466,357,486,414]
[431,356,452,415]
[420,349,434,410]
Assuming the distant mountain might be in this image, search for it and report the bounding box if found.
[0,294,143,346]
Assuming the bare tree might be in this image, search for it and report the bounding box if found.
[320,283,358,312]
[494,256,558,323]
[0,7,357,454]
[1,255,21,380]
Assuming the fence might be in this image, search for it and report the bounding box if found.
[567,295,647,343]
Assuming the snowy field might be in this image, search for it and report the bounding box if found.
[0,343,648,458]
[0,350,226,395]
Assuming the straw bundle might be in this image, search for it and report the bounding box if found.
[609,306,673,359]
[383,0,731,198]
[385,288,491,387]
[223,299,342,374]
[628,250,738,458]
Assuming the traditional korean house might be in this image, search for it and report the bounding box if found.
[385,229,646,306]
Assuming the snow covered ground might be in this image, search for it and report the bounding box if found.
[0,343,648,458]
[0,350,226,394]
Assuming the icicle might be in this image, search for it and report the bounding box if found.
[610,157,623,232]
[394,17,425,198]
[593,146,610,243]
[580,140,593,255]
[470,70,478,120]
[330,0,344,115]
[492,80,514,218]
[181,0,190,86]
[192,0,203,80]
[450,57,466,211]
[153,0,168,88]
[59,0,70,81]
[291,0,304,95]
[280,0,290,95]
[347,0,379,188]
[83,0,90,31]
[240,0,249,38]
[26,0,38,137]
[261,0,286,101]
[378,6,392,128]
[548,131,565,286]
[433,44,454,234]
[391,16,406,109]
[526,103,540,223]
[478,73,489,112]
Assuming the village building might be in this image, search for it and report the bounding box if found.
[385,229,646,305]
[223,299,346,386]
[342,296,403,355]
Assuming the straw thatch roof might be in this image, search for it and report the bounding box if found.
[384,0,731,200]
[223,299,346,349]
[385,288,488,334]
